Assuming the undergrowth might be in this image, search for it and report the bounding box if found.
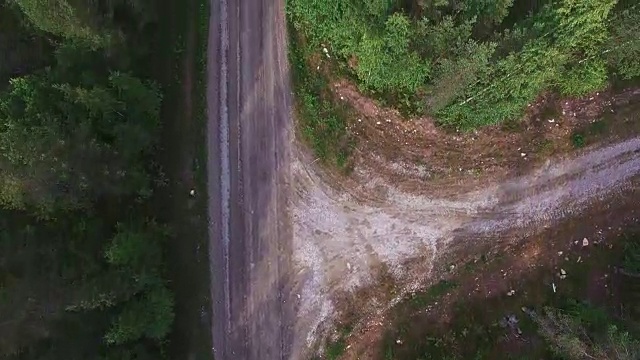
[286,0,640,130]
[288,29,353,168]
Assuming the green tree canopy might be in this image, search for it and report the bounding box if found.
[0,70,161,212]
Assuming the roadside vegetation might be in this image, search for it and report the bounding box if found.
[380,222,640,360]
[286,0,640,161]
[0,0,183,358]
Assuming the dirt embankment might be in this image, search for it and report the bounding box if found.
[289,85,640,358]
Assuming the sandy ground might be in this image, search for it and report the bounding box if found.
[206,0,640,359]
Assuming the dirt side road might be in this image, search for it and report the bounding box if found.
[207,0,294,359]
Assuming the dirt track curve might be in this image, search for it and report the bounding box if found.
[206,0,640,359]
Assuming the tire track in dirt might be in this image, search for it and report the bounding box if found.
[291,135,640,356]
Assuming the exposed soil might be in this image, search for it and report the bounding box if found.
[305,184,640,360]
[333,80,640,197]
[290,78,640,358]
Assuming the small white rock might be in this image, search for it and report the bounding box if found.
[520,153,527,157]
[552,282,557,292]
[548,119,555,123]
[189,189,196,196]
[376,121,381,125]
[582,238,589,247]
[396,339,402,344]
[347,262,352,270]
[560,269,566,275]
[557,251,563,256]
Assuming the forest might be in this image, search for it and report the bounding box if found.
[287,0,640,131]
[0,0,176,359]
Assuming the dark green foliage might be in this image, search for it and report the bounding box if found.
[0,66,161,213]
[0,2,173,359]
[622,232,640,274]
[607,8,640,80]
[571,132,586,148]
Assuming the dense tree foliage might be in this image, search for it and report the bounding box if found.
[0,1,173,359]
[288,0,640,129]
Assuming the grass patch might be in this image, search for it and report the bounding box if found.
[408,279,459,308]
[314,324,353,360]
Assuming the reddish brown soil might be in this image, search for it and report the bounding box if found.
[333,80,640,196]
[335,187,640,360]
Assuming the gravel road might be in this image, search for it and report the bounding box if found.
[205,0,640,358]
[206,0,294,358]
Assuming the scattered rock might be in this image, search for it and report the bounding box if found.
[449,264,456,271]
[520,153,527,157]
[557,251,563,256]
[396,339,402,344]
[507,289,516,296]
[189,189,196,196]
[552,282,557,292]
[347,262,352,270]
[577,256,582,263]
[582,238,589,247]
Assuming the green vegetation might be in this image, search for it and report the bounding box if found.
[0,0,180,358]
[381,225,640,359]
[288,0,640,131]
[289,32,354,167]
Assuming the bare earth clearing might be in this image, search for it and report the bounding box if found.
[292,132,640,358]
[206,0,640,359]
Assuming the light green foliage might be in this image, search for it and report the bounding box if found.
[553,0,617,54]
[558,59,608,96]
[439,38,566,128]
[437,0,619,128]
[355,14,430,94]
[11,0,106,45]
[290,0,634,132]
